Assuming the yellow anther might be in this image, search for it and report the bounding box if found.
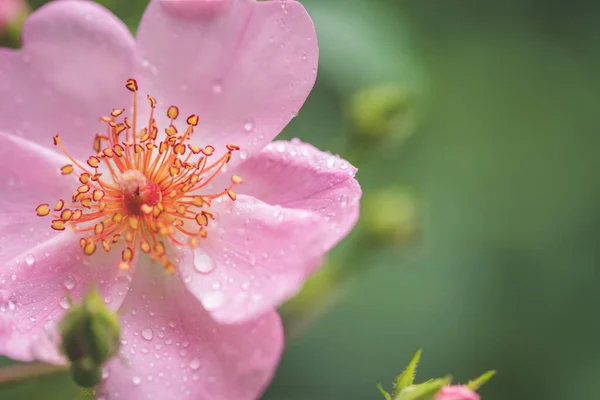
[61,164,74,175]
[51,220,66,231]
[87,156,100,168]
[186,114,199,126]
[125,78,138,92]
[167,106,179,120]
[36,204,50,217]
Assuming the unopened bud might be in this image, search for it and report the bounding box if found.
[59,287,120,387]
[0,0,29,42]
[434,386,480,400]
[69,359,103,389]
[362,187,419,245]
[348,84,414,139]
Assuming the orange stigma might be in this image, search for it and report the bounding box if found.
[36,78,242,274]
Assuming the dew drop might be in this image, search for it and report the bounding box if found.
[189,358,201,370]
[25,254,35,266]
[243,118,254,132]
[326,156,336,169]
[239,149,248,160]
[202,291,225,311]
[63,275,75,290]
[194,251,215,274]
[59,297,70,310]
[132,376,141,386]
[102,367,110,380]
[8,299,16,311]
[29,316,36,322]
[142,328,154,341]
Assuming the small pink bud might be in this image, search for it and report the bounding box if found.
[0,0,27,31]
[435,385,480,400]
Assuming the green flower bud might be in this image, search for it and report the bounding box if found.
[348,84,414,139]
[69,359,103,388]
[58,287,120,387]
[362,187,419,245]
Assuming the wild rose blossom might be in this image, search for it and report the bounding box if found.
[435,386,481,400]
[0,0,361,399]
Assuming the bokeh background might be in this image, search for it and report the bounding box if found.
[3,0,600,399]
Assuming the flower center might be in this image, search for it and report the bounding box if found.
[35,79,242,274]
[119,170,162,215]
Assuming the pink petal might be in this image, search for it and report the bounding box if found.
[135,0,318,164]
[0,231,133,363]
[179,195,327,323]
[0,131,75,265]
[98,264,282,400]
[234,139,361,252]
[0,0,135,161]
[435,386,481,400]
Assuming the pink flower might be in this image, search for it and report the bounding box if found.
[0,0,26,31]
[0,0,360,399]
[435,386,481,400]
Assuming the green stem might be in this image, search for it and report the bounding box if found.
[0,363,68,386]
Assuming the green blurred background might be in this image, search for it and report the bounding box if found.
[3,0,600,399]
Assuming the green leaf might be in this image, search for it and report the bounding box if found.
[395,376,452,400]
[377,382,392,400]
[393,349,422,396]
[466,370,496,391]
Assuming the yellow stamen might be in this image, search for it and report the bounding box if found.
[36,79,243,274]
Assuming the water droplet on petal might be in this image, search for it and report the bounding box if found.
[243,118,254,132]
[25,254,35,266]
[189,358,201,370]
[59,297,70,310]
[202,291,225,311]
[63,276,75,290]
[102,367,110,380]
[326,156,336,169]
[132,376,141,386]
[29,316,36,322]
[142,328,154,341]
[194,251,215,274]
[239,149,248,160]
